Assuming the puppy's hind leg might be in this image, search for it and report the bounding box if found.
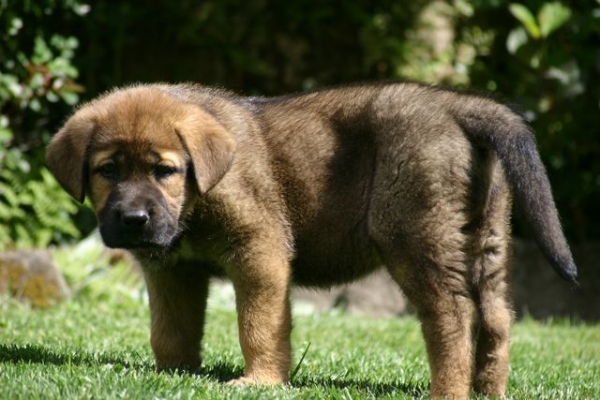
[384,244,478,399]
[370,201,478,397]
[471,172,513,397]
[369,163,478,397]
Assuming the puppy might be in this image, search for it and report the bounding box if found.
[47,82,577,398]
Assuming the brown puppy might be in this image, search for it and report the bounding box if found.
[47,83,577,398]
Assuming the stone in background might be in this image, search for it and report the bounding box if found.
[0,250,71,308]
[292,269,408,317]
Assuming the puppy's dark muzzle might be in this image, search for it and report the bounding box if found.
[99,186,178,249]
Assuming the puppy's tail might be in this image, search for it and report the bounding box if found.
[451,97,578,284]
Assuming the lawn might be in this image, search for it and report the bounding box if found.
[1,244,599,399]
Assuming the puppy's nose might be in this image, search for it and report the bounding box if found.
[121,209,150,226]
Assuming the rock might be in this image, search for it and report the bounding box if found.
[0,250,70,308]
[292,268,408,317]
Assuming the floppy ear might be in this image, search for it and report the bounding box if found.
[176,107,237,194]
[46,111,95,203]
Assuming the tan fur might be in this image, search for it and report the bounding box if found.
[47,82,576,399]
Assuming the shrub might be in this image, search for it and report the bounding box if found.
[0,1,89,249]
[455,1,600,240]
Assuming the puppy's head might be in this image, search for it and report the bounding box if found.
[46,85,236,249]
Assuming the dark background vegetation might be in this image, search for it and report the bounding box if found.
[1,0,599,249]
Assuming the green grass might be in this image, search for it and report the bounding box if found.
[2,298,599,399]
[1,242,599,399]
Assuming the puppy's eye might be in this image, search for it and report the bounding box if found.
[154,164,178,180]
[96,163,119,180]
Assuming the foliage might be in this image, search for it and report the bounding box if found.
[453,0,600,239]
[52,234,145,304]
[69,0,430,95]
[0,159,78,249]
[0,0,88,249]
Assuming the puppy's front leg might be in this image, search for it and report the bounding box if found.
[226,251,292,385]
[143,266,210,372]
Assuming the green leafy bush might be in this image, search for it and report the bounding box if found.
[0,154,79,249]
[454,1,600,240]
[0,1,88,249]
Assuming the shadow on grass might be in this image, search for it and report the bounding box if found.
[0,343,240,381]
[1,344,427,396]
[0,343,150,370]
[199,360,244,382]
